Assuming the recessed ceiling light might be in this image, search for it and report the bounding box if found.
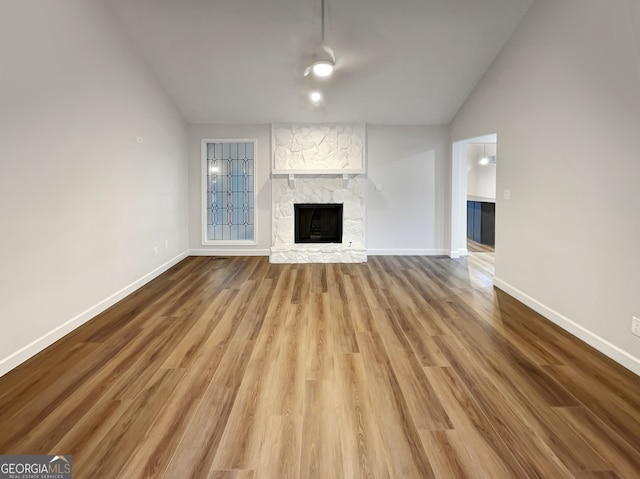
[479,157,490,166]
[309,91,323,104]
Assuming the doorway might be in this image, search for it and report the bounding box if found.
[450,134,497,275]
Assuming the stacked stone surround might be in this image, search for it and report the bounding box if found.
[270,124,367,264]
[271,176,366,263]
[273,124,365,172]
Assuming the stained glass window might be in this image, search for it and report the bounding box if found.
[204,141,255,242]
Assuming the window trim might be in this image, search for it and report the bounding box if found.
[201,138,258,246]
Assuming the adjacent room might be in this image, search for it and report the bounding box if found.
[1,0,639,477]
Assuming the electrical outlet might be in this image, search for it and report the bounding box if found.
[136,136,143,144]
[153,246,158,256]
[164,240,169,249]
[632,317,640,338]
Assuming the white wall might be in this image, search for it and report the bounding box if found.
[366,126,449,255]
[188,124,451,257]
[0,0,188,376]
[188,124,272,254]
[451,0,640,374]
[467,143,497,201]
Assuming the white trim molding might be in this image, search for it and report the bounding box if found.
[190,249,270,257]
[448,248,469,259]
[494,277,640,377]
[367,249,449,256]
[0,252,189,378]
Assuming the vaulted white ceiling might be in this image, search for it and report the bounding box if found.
[105,0,533,125]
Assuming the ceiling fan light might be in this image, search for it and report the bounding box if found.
[312,60,334,77]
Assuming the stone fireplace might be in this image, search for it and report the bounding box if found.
[270,124,367,263]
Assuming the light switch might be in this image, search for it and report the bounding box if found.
[375,184,383,192]
[503,189,511,200]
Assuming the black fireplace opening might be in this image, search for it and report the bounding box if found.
[294,203,343,243]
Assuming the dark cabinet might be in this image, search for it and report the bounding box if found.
[467,201,495,246]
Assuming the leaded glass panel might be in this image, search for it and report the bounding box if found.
[205,141,255,241]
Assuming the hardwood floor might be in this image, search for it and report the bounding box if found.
[467,238,495,253]
[1,255,639,478]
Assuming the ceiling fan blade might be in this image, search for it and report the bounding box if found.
[303,66,312,76]
[321,44,336,63]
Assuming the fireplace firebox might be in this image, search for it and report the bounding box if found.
[294,203,343,243]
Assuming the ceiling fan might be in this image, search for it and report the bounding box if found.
[303,0,335,78]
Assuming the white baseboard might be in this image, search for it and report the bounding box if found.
[367,249,449,256]
[0,251,189,378]
[189,248,270,256]
[448,248,469,259]
[494,277,640,376]
[192,248,448,258]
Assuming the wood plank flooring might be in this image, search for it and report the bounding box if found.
[1,255,639,478]
[467,238,495,253]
